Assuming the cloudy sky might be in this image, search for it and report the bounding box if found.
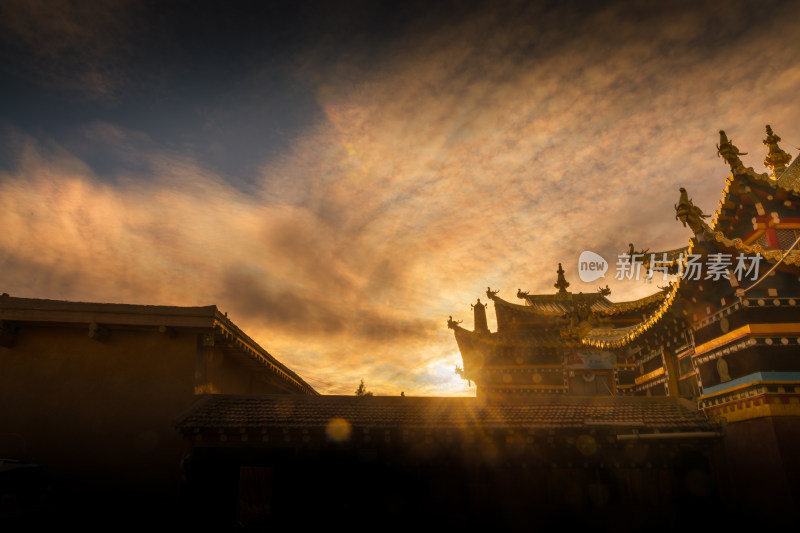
[1,0,799,396]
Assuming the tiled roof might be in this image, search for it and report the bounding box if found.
[452,324,572,348]
[491,291,666,318]
[176,394,717,433]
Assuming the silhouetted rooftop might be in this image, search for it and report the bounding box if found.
[176,394,717,433]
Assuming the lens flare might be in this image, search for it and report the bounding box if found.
[325,417,352,442]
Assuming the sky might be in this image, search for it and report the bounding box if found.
[1,0,799,396]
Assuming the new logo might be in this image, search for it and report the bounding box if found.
[578,251,608,282]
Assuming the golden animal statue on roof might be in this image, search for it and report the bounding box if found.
[674,187,710,233]
[717,130,747,174]
[447,316,463,329]
[763,124,792,175]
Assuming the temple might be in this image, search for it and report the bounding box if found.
[8,127,798,528]
[449,125,800,511]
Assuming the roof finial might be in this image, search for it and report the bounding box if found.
[674,187,710,233]
[717,130,747,174]
[554,263,570,295]
[763,125,792,176]
[471,298,489,334]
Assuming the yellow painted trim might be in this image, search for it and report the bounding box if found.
[743,229,765,245]
[693,325,750,355]
[634,366,665,385]
[484,364,564,370]
[490,384,569,390]
[777,223,800,229]
[748,323,800,334]
[700,380,800,401]
[694,323,800,356]
[707,399,800,423]
[663,349,679,397]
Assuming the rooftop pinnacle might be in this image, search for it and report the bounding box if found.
[763,124,792,175]
[554,263,570,295]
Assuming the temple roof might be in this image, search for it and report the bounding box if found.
[581,265,683,349]
[492,290,667,317]
[176,394,717,433]
[776,154,800,193]
[452,323,575,348]
[701,225,800,266]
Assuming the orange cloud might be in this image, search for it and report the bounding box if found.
[2,1,800,396]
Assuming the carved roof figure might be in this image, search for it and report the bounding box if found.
[674,187,710,233]
[763,125,792,175]
[717,130,747,174]
[446,316,462,329]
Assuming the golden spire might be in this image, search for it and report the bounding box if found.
[763,125,792,175]
[554,263,570,295]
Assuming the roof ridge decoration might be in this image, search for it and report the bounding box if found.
[599,290,668,316]
[498,287,664,317]
[675,187,712,233]
[716,126,800,195]
[717,130,748,175]
[554,263,570,296]
[763,124,793,176]
[700,225,800,266]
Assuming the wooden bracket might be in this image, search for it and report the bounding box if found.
[88,322,109,342]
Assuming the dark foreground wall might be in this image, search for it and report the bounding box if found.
[180,437,726,532]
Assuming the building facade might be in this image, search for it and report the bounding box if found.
[449,125,800,513]
[0,295,315,524]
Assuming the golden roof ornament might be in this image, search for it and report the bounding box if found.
[554,263,570,295]
[763,125,792,175]
[716,130,747,174]
[674,187,710,233]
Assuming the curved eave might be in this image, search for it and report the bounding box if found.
[492,293,567,317]
[701,225,800,266]
[517,290,666,317]
[599,290,668,316]
[521,293,611,315]
[581,256,687,350]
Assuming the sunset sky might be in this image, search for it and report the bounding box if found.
[2,0,799,396]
